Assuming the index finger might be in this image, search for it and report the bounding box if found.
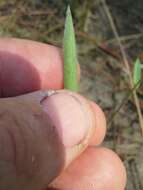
[0,38,64,97]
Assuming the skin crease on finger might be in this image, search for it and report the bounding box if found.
[0,38,127,189]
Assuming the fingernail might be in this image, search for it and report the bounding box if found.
[41,91,94,147]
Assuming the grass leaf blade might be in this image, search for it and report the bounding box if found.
[133,58,142,87]
[63,6,78,91]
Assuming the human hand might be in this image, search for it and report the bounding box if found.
[0,38,126,190]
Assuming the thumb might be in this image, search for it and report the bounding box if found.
[41,90,95,167]
[0,90,95,190]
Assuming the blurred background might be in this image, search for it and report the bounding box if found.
[0,0,143,189]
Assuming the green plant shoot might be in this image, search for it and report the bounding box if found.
[133,58,142,87]
[63,6,78,91]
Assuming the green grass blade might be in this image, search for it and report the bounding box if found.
[133,58,142,87]
[63,6,78,91]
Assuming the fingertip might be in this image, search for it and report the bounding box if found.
[89,101,106,145]
[50,147,127,190]
[92,147,127,190]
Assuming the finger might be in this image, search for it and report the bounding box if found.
[0,38,64,97]
[0,89,104,189]
[49,147,127,190]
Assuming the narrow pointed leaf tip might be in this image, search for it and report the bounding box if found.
[133,58,142,87]
[63,5,78,91]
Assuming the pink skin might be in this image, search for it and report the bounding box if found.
[0,38,126,190]
[50,147,126,190]
[0,38,63,97]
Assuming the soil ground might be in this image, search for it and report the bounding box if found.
[0,0,143,189]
